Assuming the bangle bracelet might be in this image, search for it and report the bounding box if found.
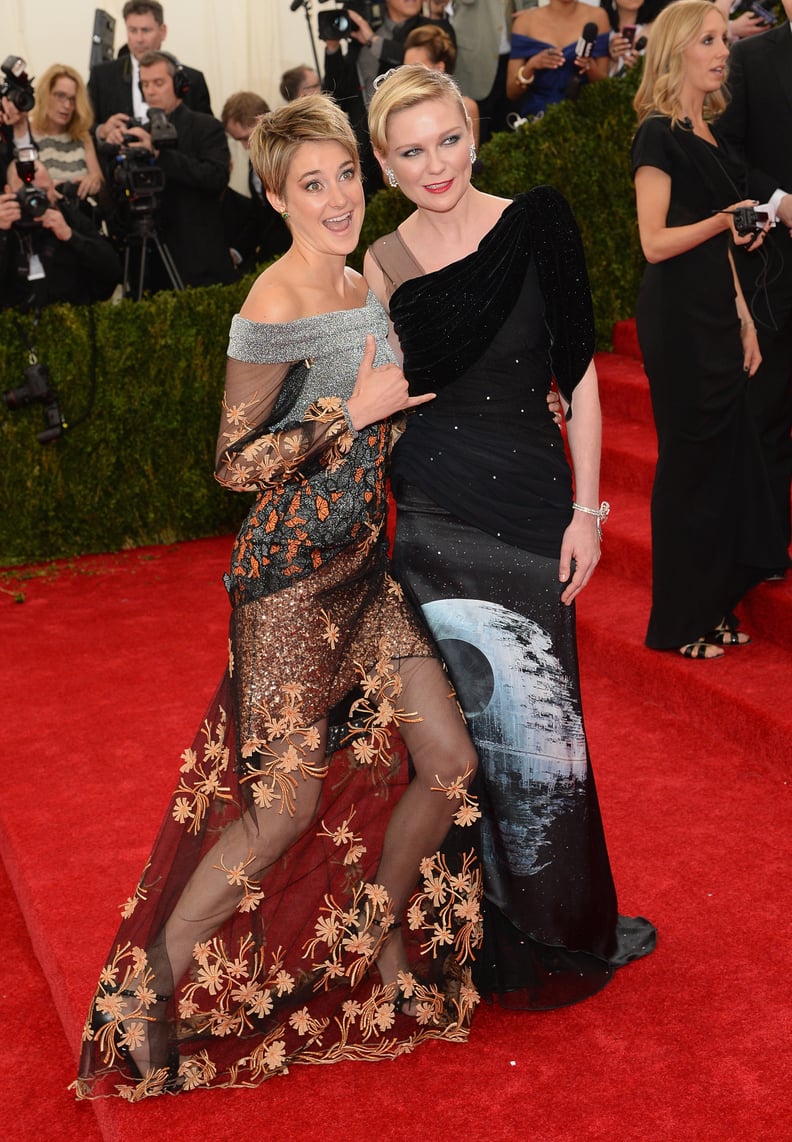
[341,399,359,437]
[516,64,534,87]
[572,500,610,540]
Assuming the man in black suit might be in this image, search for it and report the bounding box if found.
[122,51,232,292]
[220,91,290,273]
[88,1,211,149]
[718,2,792,569]
[323,0,454,195]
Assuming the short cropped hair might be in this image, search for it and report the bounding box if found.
[221,91,271,129]
[248,94,359,198]
[634,0,727,126]
[123,1,164,23]
[280,66,311,103]
[138,49,177,76]
[368,65,469,155]
[29,64,95,140]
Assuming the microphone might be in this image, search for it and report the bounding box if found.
[634,35,648,53]
[574,22,599,61]
[289,0,304,11]
[565,23,599,101]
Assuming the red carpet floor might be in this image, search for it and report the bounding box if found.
[1,328,790,1141]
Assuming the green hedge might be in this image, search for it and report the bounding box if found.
[0,282,252,565]
[0,69,643,566]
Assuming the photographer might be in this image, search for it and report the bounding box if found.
[119,50,233,291]
[322,1,454,193]
[89,1,212,150]
[0,158,120,309]
[1,57,35,186]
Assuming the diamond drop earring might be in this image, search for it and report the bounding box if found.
[470,144,477,166]
[385,167,398,189]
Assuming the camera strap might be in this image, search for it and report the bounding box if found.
[16,231,46,281]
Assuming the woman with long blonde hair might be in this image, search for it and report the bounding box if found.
[30,64,103,198]
[632,1,785,658]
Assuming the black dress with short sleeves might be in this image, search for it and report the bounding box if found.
[631,116,786,647]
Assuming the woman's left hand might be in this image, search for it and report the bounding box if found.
[740,321,762,376]
[77,172,102,199]
[546,386,563,426]
[559,513,601,606]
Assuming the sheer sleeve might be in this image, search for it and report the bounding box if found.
[214,316,354,493]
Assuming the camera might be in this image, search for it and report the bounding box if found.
[733,205,770,236]
[732,1,776,26]
[317,2,384,42]
[113,110,177,215]
[0,55,35,113]
[13,145,49,224]
[2,362,66,444]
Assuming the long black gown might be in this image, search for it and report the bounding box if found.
[632,116,786,648]
[369,188,655,1009]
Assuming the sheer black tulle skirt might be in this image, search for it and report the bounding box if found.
[391,483,656,1010]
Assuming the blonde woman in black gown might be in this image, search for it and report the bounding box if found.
[74,95,481,1100]
[365,66,655,1010]
[632,1,786,658]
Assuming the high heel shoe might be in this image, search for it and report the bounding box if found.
[90,985,180,1089]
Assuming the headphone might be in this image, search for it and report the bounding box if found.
[138,51,190,100]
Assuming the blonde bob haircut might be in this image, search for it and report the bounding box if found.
[248,94,359,199]
[368,65,470,156]
[634,0,728,127]
[30,64,95,140]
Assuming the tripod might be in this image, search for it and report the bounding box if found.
[121,206,184,301]
[292,0,324,84]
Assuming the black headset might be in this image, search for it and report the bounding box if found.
[138,51,190,100]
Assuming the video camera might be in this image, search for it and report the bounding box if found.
[317,2,385,42]
[0,55,35,112]
[112,109,177,215]
[13,145,49,225]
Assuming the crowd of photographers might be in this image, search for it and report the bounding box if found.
[0,0,786,312]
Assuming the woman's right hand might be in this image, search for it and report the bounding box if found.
[725,199,771,249]
[534,47,565,70]
[345,335,435,430]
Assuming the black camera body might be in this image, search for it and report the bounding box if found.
[733,205,770,236]
[113,111,176,214]
[13,145,49,224]
[2,362,65,444]
[0,55,35,112]
[317,2,385,42]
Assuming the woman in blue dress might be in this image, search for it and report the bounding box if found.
[506,0,611,120]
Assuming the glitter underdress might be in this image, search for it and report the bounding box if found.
[369,189,656,1009]
[75,292,481,1099]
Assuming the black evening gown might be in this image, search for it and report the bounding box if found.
[369,189,656,1009]
[632,117,786,649]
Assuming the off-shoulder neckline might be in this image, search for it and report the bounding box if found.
[232,289,378,329]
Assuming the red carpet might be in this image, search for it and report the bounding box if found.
[1,329,790,1141]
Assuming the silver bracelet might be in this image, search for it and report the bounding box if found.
[572,500,610,540]
[341,399,359,437]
